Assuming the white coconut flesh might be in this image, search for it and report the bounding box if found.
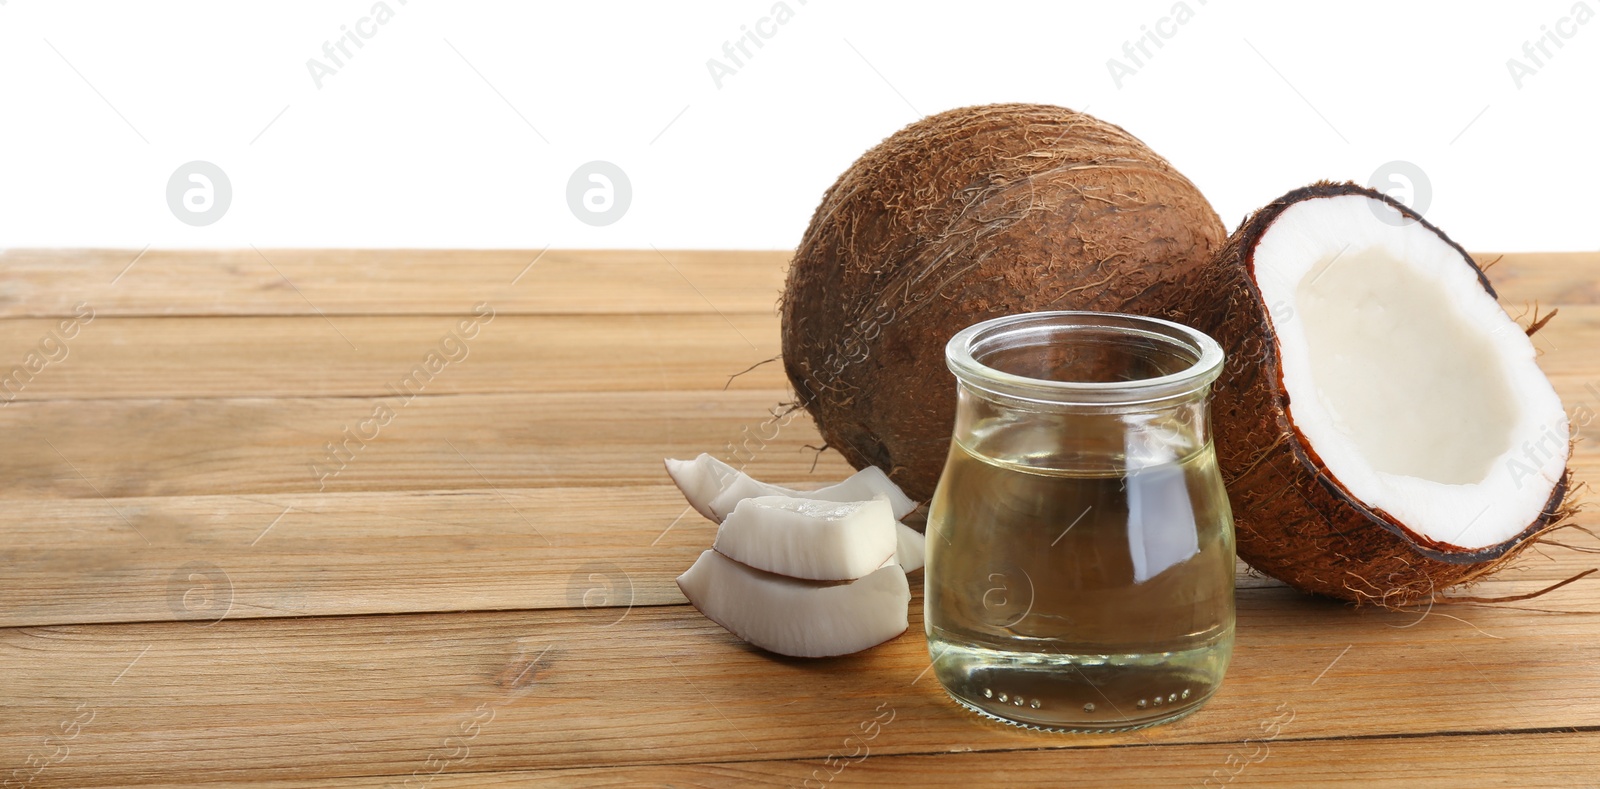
[663,454,742,521]
[663,453,919,522]
[1252,194,1568,551]
[714,495,897,581]
[676,549,910,658]
[893,521,926,572]
[707,465,918,522]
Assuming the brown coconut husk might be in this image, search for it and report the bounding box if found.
[782,103,1225,502]
[1171,181,1582,607]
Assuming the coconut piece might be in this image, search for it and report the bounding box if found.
[676,549,910,658]
[782,103,1225,502]
[713,495,897,581]
[663,454,740,521]
[894,522,926,573]
[706,464,917,522]
[1180,181,1574,605]
[663,454,918,522]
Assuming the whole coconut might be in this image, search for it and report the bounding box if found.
[781,103,1226,502]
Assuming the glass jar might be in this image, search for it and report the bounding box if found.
[925,311,1235,732]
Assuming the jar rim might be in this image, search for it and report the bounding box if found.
[944,310,1225,406]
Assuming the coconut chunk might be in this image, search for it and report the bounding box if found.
[706,465,917,522]
[663,453,918,522]
[676,550,910,658]
[714,496,896,580]
[894,522,926,573]
[663,454,741,520]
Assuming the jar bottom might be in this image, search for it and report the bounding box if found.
[929,629,1231,732]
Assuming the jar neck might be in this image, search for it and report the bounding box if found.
[943,311,1224,475]
[953,382,1214,474]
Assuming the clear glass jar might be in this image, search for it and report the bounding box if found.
[925,311,1235,732]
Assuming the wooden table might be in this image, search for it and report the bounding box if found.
[1,249,1597,788]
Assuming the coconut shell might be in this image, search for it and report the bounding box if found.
[1173,181,1575,606]
[782,104,1225,502]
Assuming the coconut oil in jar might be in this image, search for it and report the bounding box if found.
[925,311,1235,731]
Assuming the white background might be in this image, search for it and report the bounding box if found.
[1,0,1595,251]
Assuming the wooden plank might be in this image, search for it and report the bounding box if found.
[0,486,705,628]
[0,313,784,402]
[0,250,1585,321]
[0,249,789,317]
[132,731,1600,788]
[1,475,1594,629]
[2,589,1598,786]
[0,306,1593,402]
[543,732,1600,789]
[3,382,1594,500]
[0,390,850,500]
[1478,251,1600,307]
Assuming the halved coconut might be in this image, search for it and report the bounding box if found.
[714,495,897,580]
[1184,182,1573,604]
[663,454,918,522]
[676,549,910,657]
